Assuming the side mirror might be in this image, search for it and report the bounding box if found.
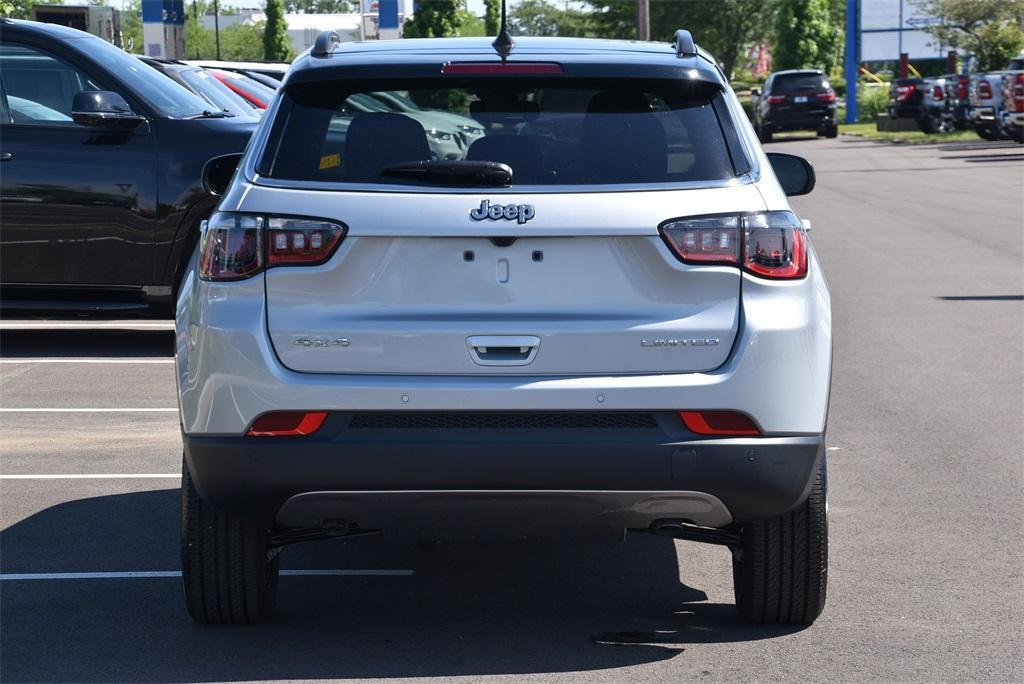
[766,152,816,196]
[202,153,244,196]
[71,91,144,130]
[751,88,761,98]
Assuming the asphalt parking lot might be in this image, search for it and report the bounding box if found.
[1,136,1022,683]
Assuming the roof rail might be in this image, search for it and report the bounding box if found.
[673,29,696,58]
[311,30,340,58]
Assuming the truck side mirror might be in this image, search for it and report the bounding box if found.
[71,91,144,130]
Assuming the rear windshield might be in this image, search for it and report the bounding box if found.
[259,77,745,187]
[772,74,827,94]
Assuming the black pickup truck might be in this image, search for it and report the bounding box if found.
[0,19,257,314]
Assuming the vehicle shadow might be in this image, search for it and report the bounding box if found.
[0,329,173,358]
[0,489,803,682]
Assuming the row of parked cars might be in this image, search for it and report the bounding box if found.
[0,18,491,313]
[889,52,1024,142]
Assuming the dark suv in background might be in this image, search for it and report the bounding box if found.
[0,19,256,314]
[752,69,838,142]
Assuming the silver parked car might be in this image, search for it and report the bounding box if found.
[176,29,832,626]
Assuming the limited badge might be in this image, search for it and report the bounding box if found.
[319,153,341,170]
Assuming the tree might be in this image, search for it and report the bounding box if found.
[511,0,591,37]
[773,0,842,71]
[284,0,354,12]
[403,0,464,38]
[263,0,293,60]
[0,0,62,20]
[915,0,1024,72]
[484,0,500,35]
[583,0,780,78]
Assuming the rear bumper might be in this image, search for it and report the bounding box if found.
[764,109,835,131]
[183,418,825,529]
[969,106,997,122]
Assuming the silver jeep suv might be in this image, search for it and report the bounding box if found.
[177,29,831,626]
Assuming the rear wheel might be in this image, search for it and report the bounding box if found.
[823,123,838,138]
[181,458,280,625]
[732,454,828,625]
[974,125,998,141]
[758,125,773,143]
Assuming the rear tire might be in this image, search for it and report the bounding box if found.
[824,123,838,139]
[758,125,773,143]
[975,125,998,141]
[181,458,280,625]
[732,454,828,625]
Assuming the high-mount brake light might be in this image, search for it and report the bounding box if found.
[679,411,761,436]
[441,62,563,75]
[979,80,993,99]
[199,213,347,281]
[660,211,808,280]
[247,411,328,437]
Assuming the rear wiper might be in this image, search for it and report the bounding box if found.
[379,160,512,186]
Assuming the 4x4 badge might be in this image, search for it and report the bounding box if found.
[470,200,535,225]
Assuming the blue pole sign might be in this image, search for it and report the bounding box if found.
[844,0,859,124]
[378,0,399,30]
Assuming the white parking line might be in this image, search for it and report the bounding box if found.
[0,474,181,479]
[0,408,177,412]
[0,322,174,331]
[0,569,415,581]
[0,358,174,364]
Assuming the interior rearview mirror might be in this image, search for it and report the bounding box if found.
[71,91,144,130]
[766,152,816,196]
[202,153,244,196]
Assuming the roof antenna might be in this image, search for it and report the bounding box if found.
[492,0,514,61]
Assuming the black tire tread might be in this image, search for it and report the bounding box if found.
[733,455,828,625]
[181,459,278,625]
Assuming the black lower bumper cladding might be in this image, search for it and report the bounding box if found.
[184,411,824,529]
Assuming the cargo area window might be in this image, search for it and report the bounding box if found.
[259,77,747,187]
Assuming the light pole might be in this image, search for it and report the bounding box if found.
[636,0,650,41]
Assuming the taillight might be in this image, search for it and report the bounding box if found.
[896,84,916,102]
[199,213,347,281]
[932,85,944,100]
[268,217,346,267]
[767,95,786,104]
[679,411,761,436]
[743,212,808,279]
[815,90,837,103]
[1014,74,1024,112]
[247,411,328,437]
[979,80,992,99]
[660,211,807,280]
[957,76,969,100]
[199,214,263,281]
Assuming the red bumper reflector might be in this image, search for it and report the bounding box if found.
[680,411,761,436]
[247,411,327,437]
[441,62,563,75]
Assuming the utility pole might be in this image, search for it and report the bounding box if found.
[213,0,221,60]
[636,0,649,41]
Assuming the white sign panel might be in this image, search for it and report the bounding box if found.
[860,0,946,61]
